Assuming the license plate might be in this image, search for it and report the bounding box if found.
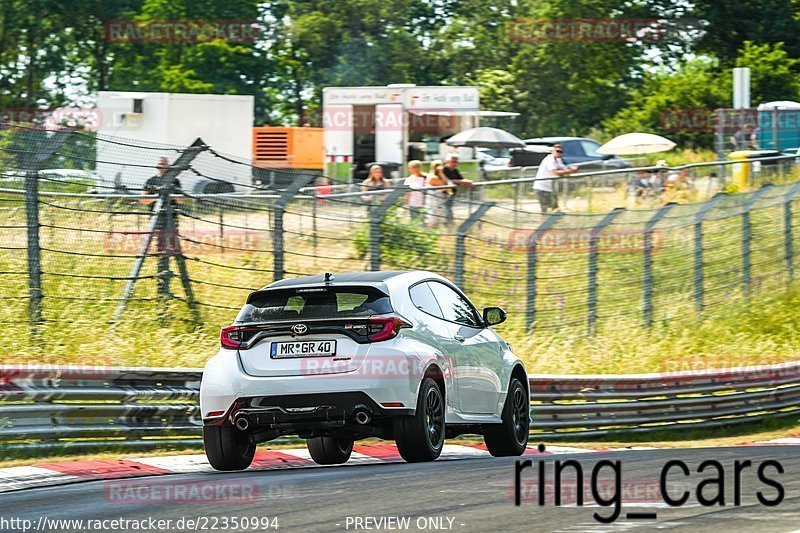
[270,340,337,359]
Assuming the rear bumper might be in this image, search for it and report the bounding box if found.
[200,348,428,423]
[206,391,413,426]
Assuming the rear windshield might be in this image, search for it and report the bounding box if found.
[236,287,393,323]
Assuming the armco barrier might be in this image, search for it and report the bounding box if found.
[1,361,799,452]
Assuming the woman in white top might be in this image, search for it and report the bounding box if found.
[404,160,427,222]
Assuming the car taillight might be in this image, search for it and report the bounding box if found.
[368,315,411,342]
[220,325,260,350]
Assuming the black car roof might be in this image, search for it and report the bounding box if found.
[265,270,410,289]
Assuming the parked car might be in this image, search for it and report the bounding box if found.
[512,137,631,171]
[200,270,530,470]
[477,149,512,172]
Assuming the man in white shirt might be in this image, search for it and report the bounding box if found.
[404,160,427,221]
[534,144,578,212]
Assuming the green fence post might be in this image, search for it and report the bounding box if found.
[693,192,727,314]
[587,208,624,334]
[24,171,42,325]
[273,174,315,281]
[20,129,72,326]
[741,185,772,298]
[643,203,677,328]
[783,181,800,282]
[526,212,564,330]
[368,188,407,271]
[455,202,495,287]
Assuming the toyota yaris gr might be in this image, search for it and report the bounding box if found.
[200,270,530,470]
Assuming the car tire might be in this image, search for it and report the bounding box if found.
[483,378,529,457]
[203,425,256,471]
[306,437,354,465]
[394,378,445,463]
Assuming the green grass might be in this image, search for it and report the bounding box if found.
[4,272,800,374]
[508,282,800,374]
[1,183,800,374]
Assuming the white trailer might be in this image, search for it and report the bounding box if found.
[96,91,254,192]
[322,85,480,181]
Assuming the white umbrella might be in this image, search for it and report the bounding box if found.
[446,127,526,149]
[597,133,676,155]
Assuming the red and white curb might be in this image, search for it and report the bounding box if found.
[2,438,796,494]
[0,443,597,494]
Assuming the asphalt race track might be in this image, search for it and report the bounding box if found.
[2,446,799,532]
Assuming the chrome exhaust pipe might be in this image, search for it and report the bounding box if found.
[353,406,371,425]
[234,414,250,431]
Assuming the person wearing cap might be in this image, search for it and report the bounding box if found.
[534,144,578,212]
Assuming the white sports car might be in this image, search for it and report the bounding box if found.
[200,270,530,470]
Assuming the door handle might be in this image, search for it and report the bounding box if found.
[454,334,465,342]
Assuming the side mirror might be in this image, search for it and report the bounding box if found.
[483,306,507,326]
[602,154,614,160]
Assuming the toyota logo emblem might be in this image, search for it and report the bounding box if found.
[292,324,308,335]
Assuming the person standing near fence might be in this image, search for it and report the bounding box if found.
[404,160,427,222]
[425,160,451,227]
[730,123,759,151]
[360,164,390,204]
[534,144,578,213]
[442,153,472,224]
[141,155,183,209]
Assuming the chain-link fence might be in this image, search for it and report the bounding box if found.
[2,124,800,347]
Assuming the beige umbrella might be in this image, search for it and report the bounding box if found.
[597,133,676,155]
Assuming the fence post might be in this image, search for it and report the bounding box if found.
[24,171,42,325]
[156,187,174,300]
[526,212,564,330]
[368,187,406,271]
[643,203,677,328]
[783,182,800,282]
[20,129,72,326]
[454,202,495,287]
[587,208,624,334]
[741,185,772,297]
[693,192,727,314]
[273,174,315,281]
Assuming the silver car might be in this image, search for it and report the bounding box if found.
[201,270,530,470]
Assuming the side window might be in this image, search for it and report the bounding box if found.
[427,282,481,327]
[562,141,584,157]
[409,283,443,318]
[580,140,603,158]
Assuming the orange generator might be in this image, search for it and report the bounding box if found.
[252,126,324,171]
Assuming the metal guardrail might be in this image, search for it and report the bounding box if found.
[296,154,799,196]
[2,361,800,452]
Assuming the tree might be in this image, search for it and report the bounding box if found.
[601,59,729,149]
[692,0,800,64]
[735,41,800,104]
